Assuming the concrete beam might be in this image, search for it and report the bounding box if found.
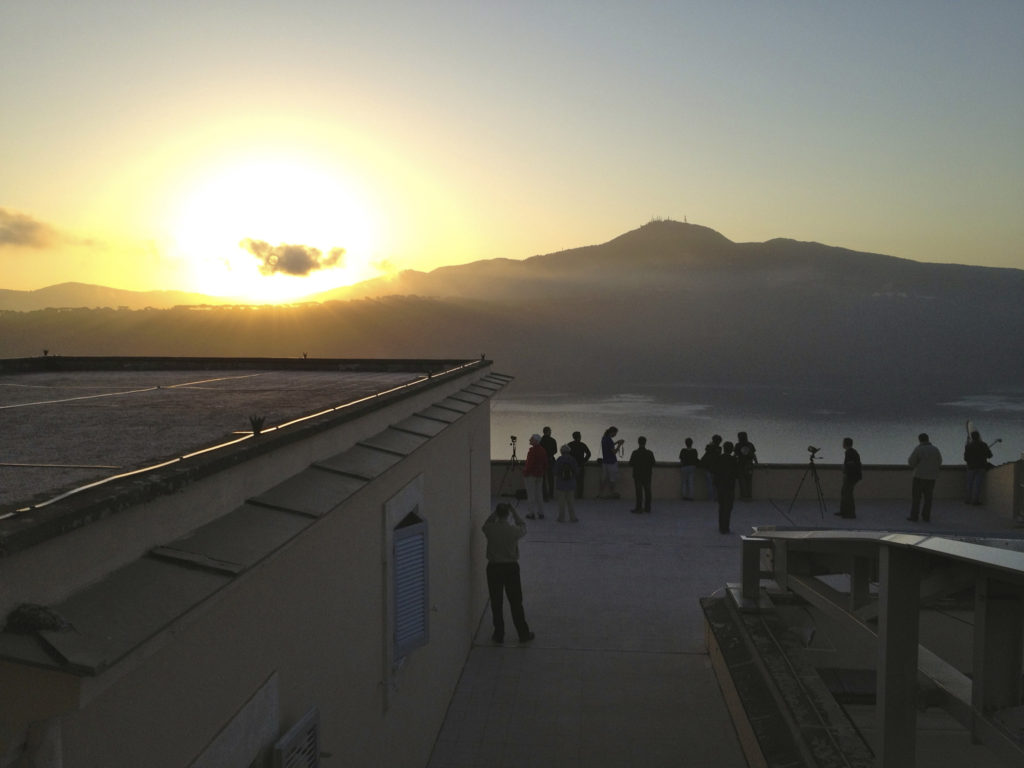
[876,545,923,768]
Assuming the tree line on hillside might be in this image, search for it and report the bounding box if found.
[2,280,1021,407]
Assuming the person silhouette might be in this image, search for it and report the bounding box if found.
[678,437,699,500]
[837,437,862,518]
[629,436,655,513]
[567,431,592,499]
[700,434,723,501]
[540,426,557,501]
[714,441,739,533]
[598,426,625,499]
[907,433,942,522]
[482,503,535,644]
[735,431,757,500]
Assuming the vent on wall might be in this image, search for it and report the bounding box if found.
[272,707,320,768]
[394,511,429,658]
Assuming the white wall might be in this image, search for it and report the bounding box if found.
[1,371,498,768]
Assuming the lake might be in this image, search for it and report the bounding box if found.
[490,387,1024,466]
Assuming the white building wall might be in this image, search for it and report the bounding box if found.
[1,371,500,768]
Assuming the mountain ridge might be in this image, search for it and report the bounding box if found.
[2,221,1020,310]
[2,220,1021,403]
[0,281,229,312]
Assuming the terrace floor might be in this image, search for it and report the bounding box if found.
[428,493,1019,768]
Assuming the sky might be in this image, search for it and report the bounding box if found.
[2,1,1022,303]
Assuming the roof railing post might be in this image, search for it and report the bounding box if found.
[740,537,769,602]
[1014,459,1024,525]
[850,554,872,612]
[876,543,923,768]
[773,539,791,590]
[972,576,1024,742]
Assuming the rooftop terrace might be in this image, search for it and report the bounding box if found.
[429,494,1024,768]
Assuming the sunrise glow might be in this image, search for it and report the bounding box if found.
[1,3,1021,299]
[169,158,380,302]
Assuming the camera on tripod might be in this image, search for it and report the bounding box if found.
[785,445,827,518]
[498,435,526,500]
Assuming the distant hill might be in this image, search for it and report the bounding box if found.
[311,221,1011,304]
[3,221,1022,406]
[0,282,226,311]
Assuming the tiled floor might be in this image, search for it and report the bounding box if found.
[427,494,1018,768]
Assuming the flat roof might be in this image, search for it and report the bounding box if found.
[0,356,484,516]
[0,357,512,679]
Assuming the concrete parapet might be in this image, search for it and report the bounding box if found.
[490,459,1024,522]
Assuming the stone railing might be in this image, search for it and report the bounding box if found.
[490,459,1024,522]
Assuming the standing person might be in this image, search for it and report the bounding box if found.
[539,426,558,501]
[481,503,535,644]
[629,436,656,514]
[678,437,699,500]
[837,437,862,519]
[553,445,580,522]
[700,435,723,501]
[598,426,625,499]
[522,434,547,520]
[735,431,758,500]
[963,430,993,505]
[714,441,739,534]
[907,433,943,522]
[568,431,592,499]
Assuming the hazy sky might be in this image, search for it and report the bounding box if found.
[2,2,1021,302]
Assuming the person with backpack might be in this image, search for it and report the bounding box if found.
[553,445,580,523]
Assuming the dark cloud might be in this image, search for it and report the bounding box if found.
[241,239,346,277]
[0,208,60,248]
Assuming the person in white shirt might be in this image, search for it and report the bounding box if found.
[907,433,942,522]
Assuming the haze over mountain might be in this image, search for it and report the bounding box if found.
[2,221,1022,410]
[0,282,223,312]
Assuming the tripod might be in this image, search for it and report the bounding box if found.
[787,453,827,519]
[498,438,526,500]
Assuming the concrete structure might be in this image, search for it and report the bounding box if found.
[717,525,1024,767]
[1,357,507,768]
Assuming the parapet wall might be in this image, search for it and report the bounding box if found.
[490,460,1024,521]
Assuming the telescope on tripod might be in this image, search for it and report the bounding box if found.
[498,435,527,500]
[787,445,827,519]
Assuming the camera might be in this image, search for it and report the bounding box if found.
[510,435,517,443]
[807,445,820,457]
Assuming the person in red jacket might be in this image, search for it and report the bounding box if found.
[522,433,548,520]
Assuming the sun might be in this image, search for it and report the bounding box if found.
[170,157,379,302]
